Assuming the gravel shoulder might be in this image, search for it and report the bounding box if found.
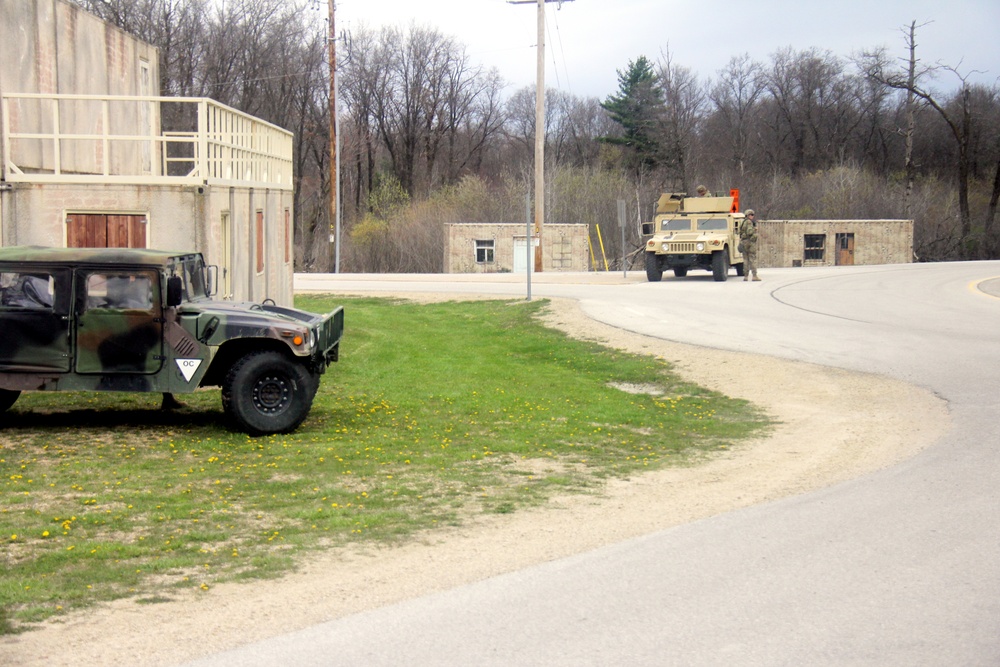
[0,297,951,667]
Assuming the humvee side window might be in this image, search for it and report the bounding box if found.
[86,273,153,310]
[0,272,55,310]
[661,219,692,231]
[697,218,729,231]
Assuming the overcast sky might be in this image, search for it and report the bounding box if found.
[329,0,1000,100]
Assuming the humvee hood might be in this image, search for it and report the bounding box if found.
[178,300,324,326]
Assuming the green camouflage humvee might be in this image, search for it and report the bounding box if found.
[642,190,746,282]
[0,246,343,435]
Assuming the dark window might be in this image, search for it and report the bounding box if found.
[475,240,495,263]
[804,234,826,261]
[0,272,55,310]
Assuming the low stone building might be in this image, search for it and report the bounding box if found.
[757,219,913,268]
[445,223,590,273]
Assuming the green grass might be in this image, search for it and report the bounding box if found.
[0,297,770,630]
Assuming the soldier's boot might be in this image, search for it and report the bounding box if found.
[752,273,761,281]
[743,275,749,281]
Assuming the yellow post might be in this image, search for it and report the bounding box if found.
[595,224,610,271]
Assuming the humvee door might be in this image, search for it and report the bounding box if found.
[0,268,71,371]
[75,269,164,374]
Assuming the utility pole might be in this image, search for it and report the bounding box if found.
[509,0,573,272]
[327,0,339,273]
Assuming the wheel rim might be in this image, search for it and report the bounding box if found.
[252,374,291,415]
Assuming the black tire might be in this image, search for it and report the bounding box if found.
[673,268,688,278]
[221,351,314,435]
[0,389,20,413]
[712,250,730,282]
[735,262,746,277]
[645,253,663,282]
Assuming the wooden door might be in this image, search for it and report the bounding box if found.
[836,233,855,266]
[67,214,147,248]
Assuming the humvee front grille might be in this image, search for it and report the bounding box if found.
[314,306,344,358]
[669,242,701,253]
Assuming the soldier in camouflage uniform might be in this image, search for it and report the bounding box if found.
[739,209,761,281]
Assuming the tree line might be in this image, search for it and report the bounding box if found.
[75,0,1000,270]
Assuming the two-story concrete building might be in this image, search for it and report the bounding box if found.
[0,0,295,305]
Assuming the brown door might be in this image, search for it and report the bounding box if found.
[67,214,147,248]
[836,233,855,266]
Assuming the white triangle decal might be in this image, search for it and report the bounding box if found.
[175,358,203,382]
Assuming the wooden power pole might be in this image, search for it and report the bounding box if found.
[509,0,574,272]
[327,0,339,273]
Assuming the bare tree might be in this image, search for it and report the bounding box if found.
[340,24,505,199]
[707,54,766,177]
[860,22,988,254]
[762,47,863,176]
[438,58,506,184]
[856,22,935,217]
[656,49,706,191]
[504,88,609,171]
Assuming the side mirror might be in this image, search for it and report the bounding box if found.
[641,222,654,236]
[206,266,219,297]
[167,275,183,307]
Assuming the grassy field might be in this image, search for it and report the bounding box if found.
[0,296,770,631]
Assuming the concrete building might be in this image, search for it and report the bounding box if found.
[444,223,590,274]
[0,0,295,305]
[758,219,913,268]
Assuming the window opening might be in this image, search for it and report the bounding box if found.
[475,240,495,264]
[804,234,826,261]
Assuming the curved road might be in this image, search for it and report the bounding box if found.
[188,261,1000,666]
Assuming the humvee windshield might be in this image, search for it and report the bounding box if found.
[697,218,730,231]
[660,219,692,232]
[168,255,210,302]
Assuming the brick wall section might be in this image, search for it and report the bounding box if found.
[758,219,913,267]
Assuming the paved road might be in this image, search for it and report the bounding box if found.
[188,262,1000,666]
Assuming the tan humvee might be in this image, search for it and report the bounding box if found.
[641,190,746,282]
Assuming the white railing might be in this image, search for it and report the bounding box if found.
[1,93,293,190]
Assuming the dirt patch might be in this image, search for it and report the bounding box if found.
[0,297,950,667]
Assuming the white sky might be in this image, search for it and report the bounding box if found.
[330,0,1000,99]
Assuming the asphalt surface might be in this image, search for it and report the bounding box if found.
[186,261,1000,666]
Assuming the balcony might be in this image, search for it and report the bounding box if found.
[1,94,292,190]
